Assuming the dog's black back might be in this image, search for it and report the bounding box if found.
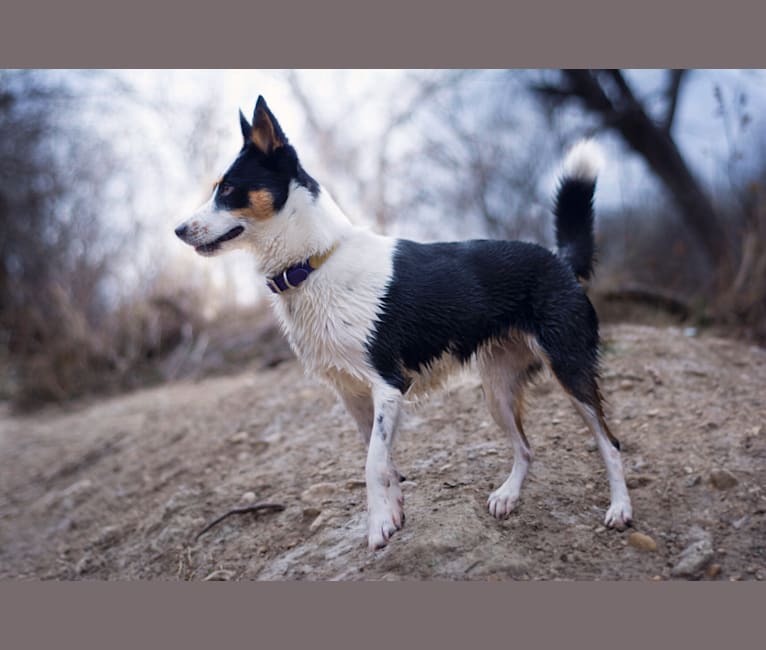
[367,238,601,405]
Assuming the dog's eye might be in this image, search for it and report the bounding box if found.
[219,183,234,197]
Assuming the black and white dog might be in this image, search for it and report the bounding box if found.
[175,96,632,550]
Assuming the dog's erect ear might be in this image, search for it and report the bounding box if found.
[250,95,287,154]
[239,109,252,145]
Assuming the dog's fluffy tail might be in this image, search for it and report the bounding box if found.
[553,140,604,282]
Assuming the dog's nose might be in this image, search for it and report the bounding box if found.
[174,224,188,239]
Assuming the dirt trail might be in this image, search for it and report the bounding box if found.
[1,324,764,580]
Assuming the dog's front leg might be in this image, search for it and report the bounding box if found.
[365,383,404,550]
[336,386,374,446]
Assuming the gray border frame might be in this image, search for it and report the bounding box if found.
[1,583,763,647]
[1,0,765,647]
[1,0,765,66]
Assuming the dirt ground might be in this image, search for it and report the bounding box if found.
[1,324,764,580]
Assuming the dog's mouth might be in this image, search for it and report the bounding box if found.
[195,226,245,255]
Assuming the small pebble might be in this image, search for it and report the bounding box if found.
[628,532,657,552]
[710,469,738,490]
[230,431,249,444]
[300,482,337,504]
[309,510,338,532]
[671,536,714,578]
[241,491,256,504]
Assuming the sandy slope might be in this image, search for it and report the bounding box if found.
[1,324,764,580]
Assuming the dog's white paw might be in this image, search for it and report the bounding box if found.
[604,498,633,530]
[367,510,403,550]
[367,481,404,550]
[487,487,520,520]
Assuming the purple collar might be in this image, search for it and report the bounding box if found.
[266,246,337,294]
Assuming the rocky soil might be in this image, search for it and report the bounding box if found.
[1,324,764,580]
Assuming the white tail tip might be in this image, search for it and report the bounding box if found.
[561,139,605,182]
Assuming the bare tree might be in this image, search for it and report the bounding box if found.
[533,69,731,272]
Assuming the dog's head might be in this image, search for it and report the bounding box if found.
[174,96,319,258]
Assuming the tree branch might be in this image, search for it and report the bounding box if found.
[664,69,687,132]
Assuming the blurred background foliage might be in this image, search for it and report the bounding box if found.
[1,69,765,410]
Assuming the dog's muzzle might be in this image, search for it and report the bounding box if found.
[174,224,245,255]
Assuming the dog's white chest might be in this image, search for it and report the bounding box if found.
[273,288,364,378]
[270,232,396,385]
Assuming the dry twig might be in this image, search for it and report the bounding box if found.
[194,503,286,542]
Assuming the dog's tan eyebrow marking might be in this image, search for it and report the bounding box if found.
[233,189,274,221]
[212,176,223,192]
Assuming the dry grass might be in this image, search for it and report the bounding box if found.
[591,183,766,343]
[4,269,291,412]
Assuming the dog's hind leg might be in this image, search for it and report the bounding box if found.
[478,342,536,519]
[569,395,632,530]
[535,295,633,529]
[543,339,633,530]
[365,382,405,550]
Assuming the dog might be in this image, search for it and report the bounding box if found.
[175,96,633,550]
